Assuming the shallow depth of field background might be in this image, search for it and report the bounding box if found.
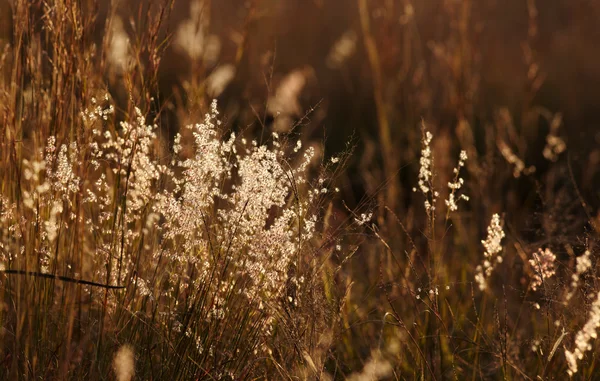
[1,0,600,379]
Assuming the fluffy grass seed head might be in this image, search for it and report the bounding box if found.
[112,345,135,381]
[445,150,469,212]
[528,248,557,291]
[475,213,505,290]
[565,292,600,376]
[566,250,592,302]
[413,125,436,213]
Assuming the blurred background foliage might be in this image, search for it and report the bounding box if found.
[68,0,600,208]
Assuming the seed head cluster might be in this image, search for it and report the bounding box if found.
[414,128,470,214]
[445,150,469,212]
[414,127,436,213]
[565,250,592,301]
[474,214,505,290]
[528,248,556,291]
[565,292,600,376]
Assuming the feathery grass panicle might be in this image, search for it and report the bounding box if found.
[112,345,135,381]
[1,0,599,378]
[413,125,436,213]
[528,248,556,291]
[565,250,592,302]
[565,292,600,376]
[445,150,469,212]
[414,126,470,216]
[474,213,505,291]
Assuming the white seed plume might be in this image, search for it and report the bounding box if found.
[206,64,236,97]
[445,150,469,212]
[107,17,132,74]
[414,126,436,213]
[175,0,206,61]
[565,250,592,302]
[475,214,505,291]
[268,69,309,132]
[112,345,135,381]
[326,30,357,69]
[565,292,600,376]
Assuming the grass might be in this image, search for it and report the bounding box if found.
[1,0,600,380]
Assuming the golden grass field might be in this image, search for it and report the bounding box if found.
[1,0,600,379]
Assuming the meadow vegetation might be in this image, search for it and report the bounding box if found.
[0,0,599,380]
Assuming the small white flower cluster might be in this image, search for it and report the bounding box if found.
[0,196,18,264]
[354,212,373,226]
[45,138,81,198]
[565,292,600,376]
[415,287,440,300]
[80,94,113,123]
[445,150,469,212]
[565,250,592,302]
[528,248,557,291]
[19,136,83,265]
[414,128,470,214]
[413,128,437,213]
[417,130,433,194]
[86,104,159,284]
[474,214,505,291]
